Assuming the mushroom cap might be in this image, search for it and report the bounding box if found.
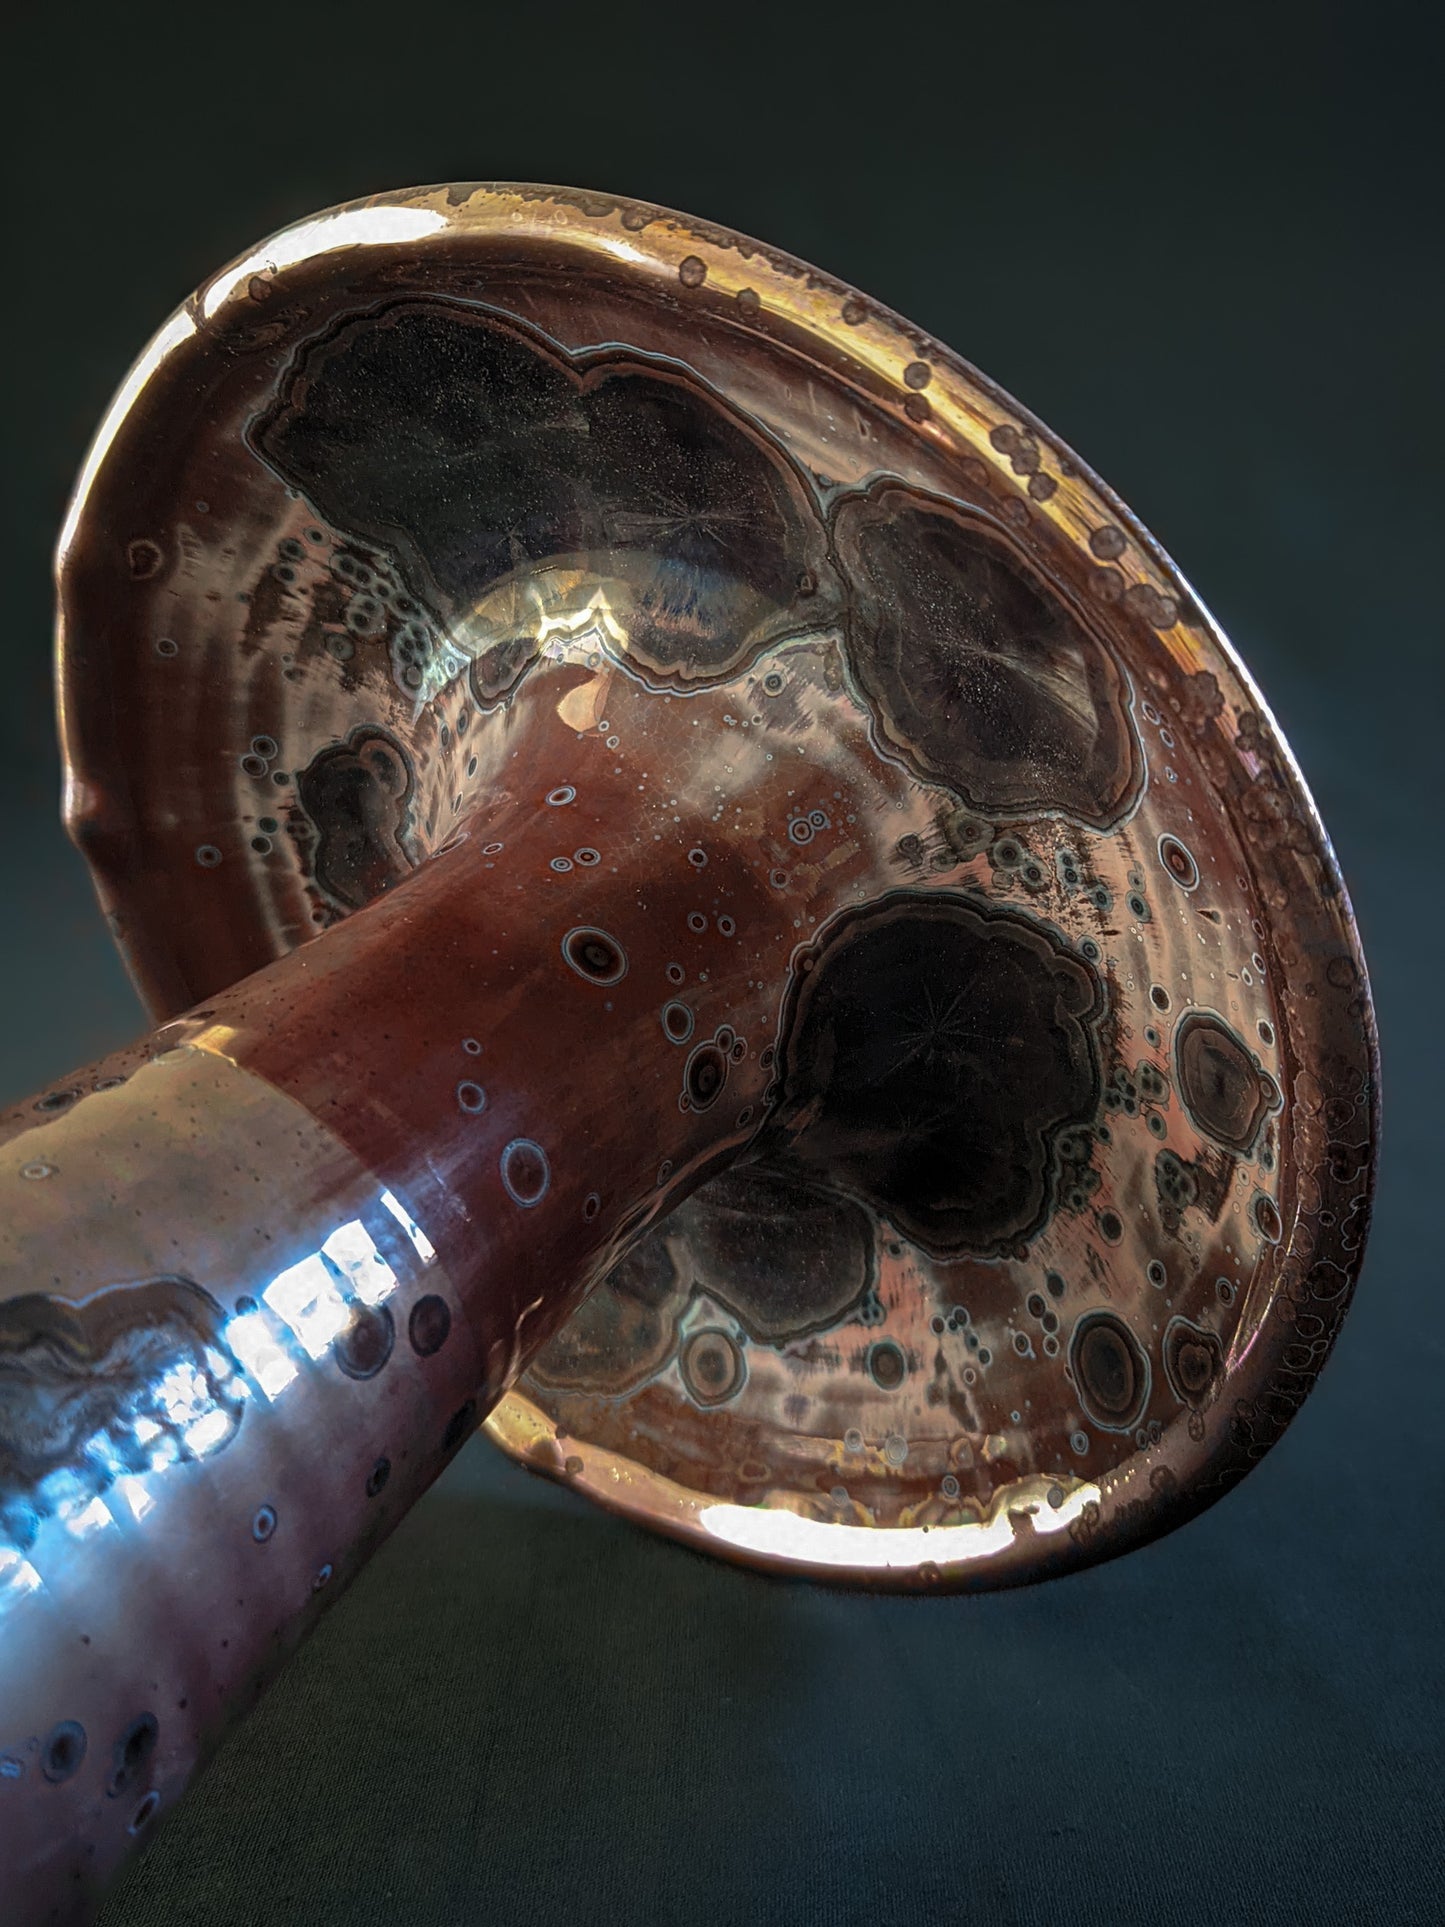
[58,184,1377,1590]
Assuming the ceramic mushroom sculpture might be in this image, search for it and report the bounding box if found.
[1,184,1377,1922]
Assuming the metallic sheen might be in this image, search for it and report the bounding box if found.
[1,182,1376,1921]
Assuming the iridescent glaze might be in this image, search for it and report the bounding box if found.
[1,183,1376,1919]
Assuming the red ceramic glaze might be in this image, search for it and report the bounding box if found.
[0,185,1376,1921]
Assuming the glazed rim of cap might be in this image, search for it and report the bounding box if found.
[55,182,1379,1590]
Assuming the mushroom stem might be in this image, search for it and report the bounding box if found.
[0,675,802,1919]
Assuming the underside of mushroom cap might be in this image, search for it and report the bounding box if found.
[57,183,1377,1589]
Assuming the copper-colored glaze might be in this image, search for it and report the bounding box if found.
[2,184,1375,1918]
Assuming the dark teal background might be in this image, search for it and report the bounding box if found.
[5,3,1440,1922]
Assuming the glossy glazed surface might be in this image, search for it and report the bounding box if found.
[46,182,1375,1596]
[5,720,825,1916]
